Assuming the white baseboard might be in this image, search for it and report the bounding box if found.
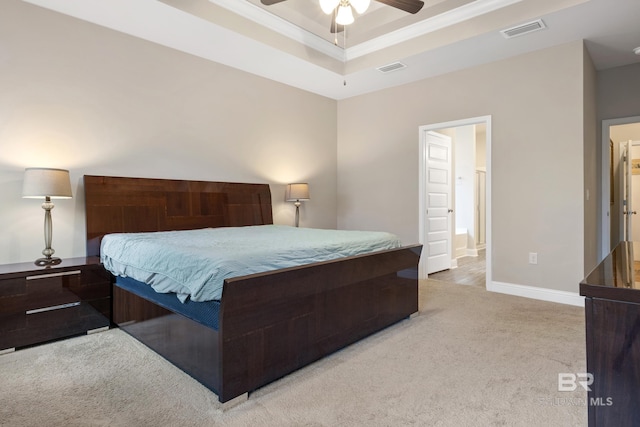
[487,281,585,307]
[465,248,478,257]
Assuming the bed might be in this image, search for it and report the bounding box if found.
[84,175,421,405]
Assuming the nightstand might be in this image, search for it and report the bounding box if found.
[0,256,110,353]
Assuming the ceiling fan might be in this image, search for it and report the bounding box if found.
[260,0,425,33]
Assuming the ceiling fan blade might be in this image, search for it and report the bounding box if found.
[330,20,345,34]
[260,0,288,5]
[375,0,424,14]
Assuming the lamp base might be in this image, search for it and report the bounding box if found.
[34,257,62,267]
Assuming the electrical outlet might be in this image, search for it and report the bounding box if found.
[529,252,538,265]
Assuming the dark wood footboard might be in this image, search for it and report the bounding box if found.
[111,244,420,403]
[218,244,421,402]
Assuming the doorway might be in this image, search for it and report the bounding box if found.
[419,116,491,288]
[601,118,640,259]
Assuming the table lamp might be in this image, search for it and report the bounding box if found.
[285,183,310,227]
[22,168,73,266]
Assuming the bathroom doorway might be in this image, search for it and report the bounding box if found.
[419,116,491,288]
[601,117,640,259]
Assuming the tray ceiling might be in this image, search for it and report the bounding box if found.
[21,0,640,99]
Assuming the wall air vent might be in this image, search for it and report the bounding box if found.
[500,19,546,39]
[376,62,407,73]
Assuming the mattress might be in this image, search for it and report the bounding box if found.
[115,276,220,330]
[101,225,402,302]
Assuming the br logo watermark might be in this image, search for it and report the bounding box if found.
[558,373,593,392]
[551,373,613,407]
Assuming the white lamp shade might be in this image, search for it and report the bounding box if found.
[350,0,370,14]
[335,5,354,25]
[319,0,340,14]
[285,183,310,201]
[22,168,73,199]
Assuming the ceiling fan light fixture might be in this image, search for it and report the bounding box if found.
[350,0,370,14]
[319,0,340,14]
[335,5,354,25]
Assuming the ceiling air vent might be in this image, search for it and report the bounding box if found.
[500,19,546,39]
[376,62,407,73]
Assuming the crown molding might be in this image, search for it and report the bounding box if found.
[346,0,523,60]
[209,0,523,63]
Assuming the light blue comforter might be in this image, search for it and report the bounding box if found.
[100,225,401,302]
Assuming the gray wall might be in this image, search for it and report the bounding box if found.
[597,63,640,121]
[0,0,338,264]
[337,41,590,294]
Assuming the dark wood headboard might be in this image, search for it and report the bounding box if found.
[84,175,273,256]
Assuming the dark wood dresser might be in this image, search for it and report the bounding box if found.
[580,241,640,426]
[0,256,110,353]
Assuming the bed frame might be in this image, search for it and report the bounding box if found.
[84,175,421,404]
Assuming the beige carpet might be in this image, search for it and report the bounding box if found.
[0,280,587,426]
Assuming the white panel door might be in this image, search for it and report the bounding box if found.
[425,131,452,274]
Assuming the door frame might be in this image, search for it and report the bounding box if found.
[418,115,492,285]
[601,116,640,260]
